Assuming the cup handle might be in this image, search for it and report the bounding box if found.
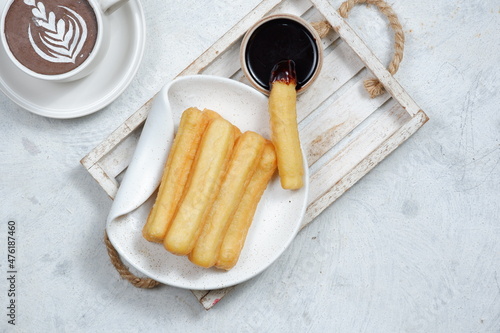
[98,0,129,14]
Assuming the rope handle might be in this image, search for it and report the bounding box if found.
[313,0,405,98]
[104,231,160,288]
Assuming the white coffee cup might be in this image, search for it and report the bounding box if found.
[0,0,128,82]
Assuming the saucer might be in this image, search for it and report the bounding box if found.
[0,0,145,119]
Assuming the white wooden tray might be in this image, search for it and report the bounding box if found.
[81,0,428,310]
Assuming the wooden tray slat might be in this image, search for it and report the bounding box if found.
[309,100,409,206]
[301,77,391,166]
[304,108,428,225]
[296,41,365,121]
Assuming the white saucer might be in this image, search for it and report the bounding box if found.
[0,0,145,119]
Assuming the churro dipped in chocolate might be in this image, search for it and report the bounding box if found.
[189,131,266,268]
[163,117,238,255]
[268,60,304,190]
[216,141,277,270]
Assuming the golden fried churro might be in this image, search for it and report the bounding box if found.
[163,117,237,255]
[268,60,304,190]
[143,108,218,242]
[216,141,277,270]
[201,108,222,120]
[188,131,266,268]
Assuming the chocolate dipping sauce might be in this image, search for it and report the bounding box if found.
[244,17,320,92]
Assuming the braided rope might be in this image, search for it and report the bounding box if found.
[104,231,160,288]
[312,0,405,98]
[338,0,405,98]
[311,20,332,39]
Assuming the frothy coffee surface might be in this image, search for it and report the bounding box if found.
[4,0,98,75]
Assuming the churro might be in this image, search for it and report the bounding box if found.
[189,131,266,268]
[143,108,216,242]
[163,117,237,255]
[216,141,277,270]
[268,60,304,190]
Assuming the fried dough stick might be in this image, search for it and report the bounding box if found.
[188,131,266,268]
[268,60,304,190]
[143,108,217,242]
[163,118,237,255]
[215,141,277,270]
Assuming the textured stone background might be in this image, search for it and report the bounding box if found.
[0,0,499,332]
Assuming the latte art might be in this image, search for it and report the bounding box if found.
[27,1,88,64]
[3,0,98,75]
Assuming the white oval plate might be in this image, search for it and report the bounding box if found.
[0,0,145,119]
[106,75,309,290]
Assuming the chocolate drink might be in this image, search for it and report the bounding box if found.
[3,0,98,76]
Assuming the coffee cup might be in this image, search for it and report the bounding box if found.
[0,0,127,82]
[240,14,323,95]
